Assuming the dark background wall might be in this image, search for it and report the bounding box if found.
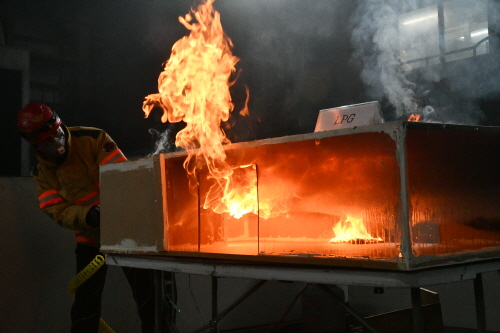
[0,0,385,162]
[0,68,22,175]
[1,0,499,166]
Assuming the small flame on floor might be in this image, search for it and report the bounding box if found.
[408,114,422,122]
[330,216,382,244]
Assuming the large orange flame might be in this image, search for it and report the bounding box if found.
[143,0,261,219]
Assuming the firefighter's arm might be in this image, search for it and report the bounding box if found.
[95,131,127,165]
[35,171,96,232]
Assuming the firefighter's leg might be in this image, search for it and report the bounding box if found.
[122,266,156,333]
[71,243,107,333]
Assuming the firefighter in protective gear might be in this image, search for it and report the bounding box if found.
[17,103,155,333]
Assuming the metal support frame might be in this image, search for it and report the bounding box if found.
[158,271,181,333]
[211,276,218,332]
[474,273,486,333]
[437,0,446,65]
[411,287,424,333]
[107,255,500,333]
[191,280,267,333]
[154,270,164,333]
[318,284,380,333]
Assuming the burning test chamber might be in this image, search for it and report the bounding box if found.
[100,121,500,270]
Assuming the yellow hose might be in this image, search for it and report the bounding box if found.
[68,254,115,333]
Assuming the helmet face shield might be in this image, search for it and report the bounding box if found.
[33,127,67,162]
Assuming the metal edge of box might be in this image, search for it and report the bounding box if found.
[397,122,412,271]
[157,153,168,251]
[162,121,404,160]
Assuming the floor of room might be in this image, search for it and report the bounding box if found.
[214,322,499,333]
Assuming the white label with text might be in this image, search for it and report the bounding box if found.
[314,101,383,132]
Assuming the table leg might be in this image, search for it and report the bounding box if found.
[155,270,164,333]
[474,273,486,333]
[211,276,218,332]
[411,287,424,333]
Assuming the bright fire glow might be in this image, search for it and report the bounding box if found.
[204,164,257,219]
[408,114,421,122]
[142,0,286,219]
[330,216,382,243]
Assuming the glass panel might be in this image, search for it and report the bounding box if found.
[165,130,403,262]
[444,0,488,62]
[406,123,500,258]
[164,155,199,252]
[199,165,259,255]
[399,0,488,69]
[399,5,440,70]
[252,132,401,260]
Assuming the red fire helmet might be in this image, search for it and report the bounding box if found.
[17,103,62,144]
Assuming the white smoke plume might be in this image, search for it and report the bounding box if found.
[350,0,496,124]
[148,128,176,156]
[350,0,433,118]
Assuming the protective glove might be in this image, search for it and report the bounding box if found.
[86,205,101,228]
